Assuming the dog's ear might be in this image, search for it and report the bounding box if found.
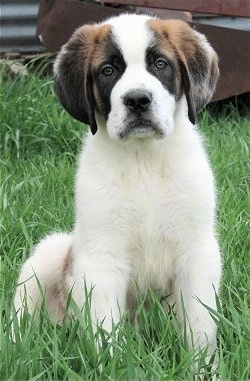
[53,25,98,135]
[169,21,219,124]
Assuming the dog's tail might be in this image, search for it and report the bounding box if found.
[13,232,72,323]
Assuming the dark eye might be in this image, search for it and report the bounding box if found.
[155,58,168,70]
[102,65,115,76]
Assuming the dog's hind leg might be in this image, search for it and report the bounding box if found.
[14,232,72,323]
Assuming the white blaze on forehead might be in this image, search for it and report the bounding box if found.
[107,14,154,65]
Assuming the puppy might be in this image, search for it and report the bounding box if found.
[14,13,221,358]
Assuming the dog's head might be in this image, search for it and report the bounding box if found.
[54,14,219,140]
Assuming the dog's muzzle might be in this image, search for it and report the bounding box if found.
[121,89,163,139]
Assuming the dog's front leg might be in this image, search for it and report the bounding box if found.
[71,244,130,334]
[173,237,221,358]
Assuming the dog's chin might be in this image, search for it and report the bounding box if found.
[119,122,165,140]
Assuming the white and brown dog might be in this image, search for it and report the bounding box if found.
[14,13,221,357]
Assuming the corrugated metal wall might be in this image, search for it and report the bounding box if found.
[1,0,45,52]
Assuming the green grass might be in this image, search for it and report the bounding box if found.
[1,64,249,380]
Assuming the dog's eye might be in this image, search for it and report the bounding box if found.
[155,59,168,70]
[102,65,115,76]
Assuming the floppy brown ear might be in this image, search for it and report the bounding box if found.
[53,25,98,134]
[166,20,219,124]
[175,22,218,124]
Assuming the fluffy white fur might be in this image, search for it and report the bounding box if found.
[14,14,221,360]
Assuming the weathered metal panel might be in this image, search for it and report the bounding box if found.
[36,0,124,52]
[36,0,190,51]
[193,16,250,31]
[1,0,45,52]
[104,0,250,17]
[191,22,250,100]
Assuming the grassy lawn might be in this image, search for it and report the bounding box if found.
[0,65,249,380]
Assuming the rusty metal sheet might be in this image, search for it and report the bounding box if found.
[132,7,192,21]
[104,0,250,17]
[37,0,125,52]
[37,0,191,50]
[191,22,250,100]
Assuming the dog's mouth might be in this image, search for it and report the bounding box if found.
[120,118,164,140]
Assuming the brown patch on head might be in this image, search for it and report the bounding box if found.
[147,19,219,123]
[53,23,112,134]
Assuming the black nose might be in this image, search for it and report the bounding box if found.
[123,90,152,113]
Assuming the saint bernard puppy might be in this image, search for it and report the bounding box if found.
[14,13,221,359]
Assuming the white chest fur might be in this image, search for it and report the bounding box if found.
[73,114,216,295]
